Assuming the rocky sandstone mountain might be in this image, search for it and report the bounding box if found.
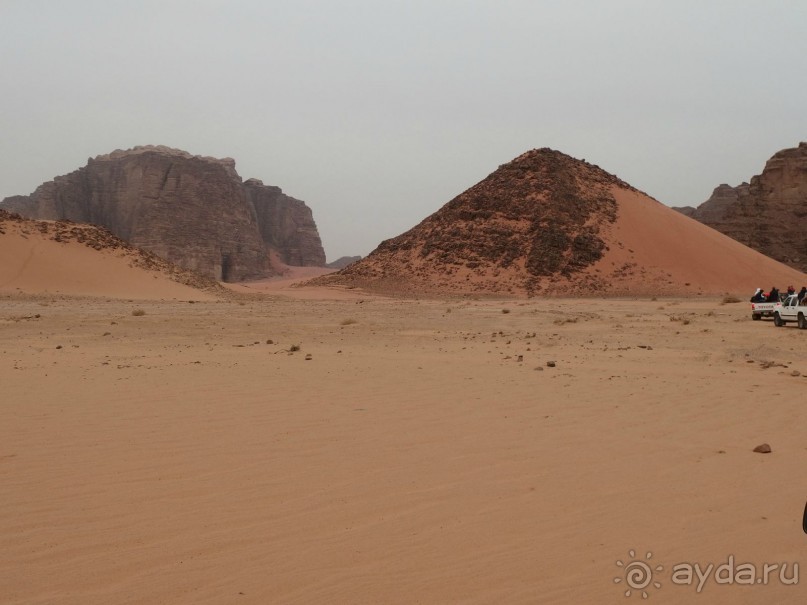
[2,146,326,281]
[673,143,807,272]
[313,148,807,296]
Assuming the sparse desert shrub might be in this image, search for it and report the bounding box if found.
[502,309,511,314]
[722,295,741,304]
[289,344,301,352]
[340,318,358,326]
[132,309,146,316]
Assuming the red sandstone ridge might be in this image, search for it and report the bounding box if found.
[312,148,807,297]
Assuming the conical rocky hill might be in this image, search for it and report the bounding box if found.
[315,148,807,296]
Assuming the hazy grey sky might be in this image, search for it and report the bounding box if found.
[2,1,806,260]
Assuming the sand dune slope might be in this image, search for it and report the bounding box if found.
[582,187,807,295]
[0,212,218,300]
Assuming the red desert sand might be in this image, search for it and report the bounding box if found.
[2,209,807,603]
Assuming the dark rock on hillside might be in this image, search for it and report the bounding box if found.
[2,146,326,280]
[314,148,632,295]
[673,143,807,272]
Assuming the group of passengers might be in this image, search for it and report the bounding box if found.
[750,286,807,304]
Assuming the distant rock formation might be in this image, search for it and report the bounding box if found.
[2,145,326,281]
[326,256,362,269]
[243,179,325,267]
[673,143,807,272]
[312,147,807,297]
[672,205,696,218]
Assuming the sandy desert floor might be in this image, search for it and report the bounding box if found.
[2,290,806,604]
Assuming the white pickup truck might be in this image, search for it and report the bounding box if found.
[772,295,807,329]
[751,300,779,320]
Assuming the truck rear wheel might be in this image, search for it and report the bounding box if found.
[752,313,762,321]
[774,312,785,327]
[798,313,807,330]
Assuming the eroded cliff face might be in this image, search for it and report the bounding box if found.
[243,179,326,267]
[2,146,327,280]
[674,143,807,272]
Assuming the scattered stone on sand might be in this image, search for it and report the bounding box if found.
[752,443,772,454]
[546,361,556,367]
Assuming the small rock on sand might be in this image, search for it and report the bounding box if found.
[753,443,772,454]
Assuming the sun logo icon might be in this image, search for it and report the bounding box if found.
[614,550,663,598]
